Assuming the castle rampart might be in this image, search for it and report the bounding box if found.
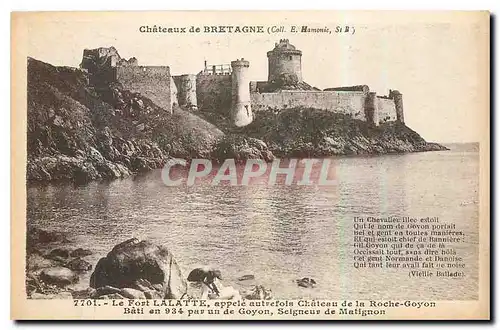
[376,97,398,123]
[324,85,370,93]
[116,66,173,113]
[81,43,405,128]
[196,74,232,114]
[250,91,367,121]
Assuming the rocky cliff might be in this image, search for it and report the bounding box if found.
[26,57,446,183]
[27,57,224,183]
[238,108,447,157]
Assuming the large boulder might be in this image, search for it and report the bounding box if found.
[90,238,187,299]
[187,267,222,283]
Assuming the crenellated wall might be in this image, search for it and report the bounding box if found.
[116,66,172,113]
[250,91,367,121]
[196,74,232,115]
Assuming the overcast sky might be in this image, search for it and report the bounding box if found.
[21,11,488,143]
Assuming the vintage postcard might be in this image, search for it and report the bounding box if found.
[11,11,489,320]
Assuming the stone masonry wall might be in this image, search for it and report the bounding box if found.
[376,97,397,123]
[250,91,368,121]
[116,66,172,113]
[196,74,232,115]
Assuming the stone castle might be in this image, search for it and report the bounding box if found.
[80,39,405,127]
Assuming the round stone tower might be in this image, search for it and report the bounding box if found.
[389,90,405,123]
[177,74,198,110]
[267,39,303,83]
[365,92,380,126]
[230,58,253,127]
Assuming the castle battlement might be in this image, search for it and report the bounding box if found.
[80,41,405,127]
[200,61,232,76]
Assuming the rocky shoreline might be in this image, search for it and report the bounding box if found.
[26,57,448,184]
[26,227,278,300]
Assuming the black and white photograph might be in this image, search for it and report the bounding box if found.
[11,10,489,320]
